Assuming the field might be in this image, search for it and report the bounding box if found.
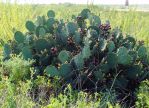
[1,3,149,42]
[0,1,149,108]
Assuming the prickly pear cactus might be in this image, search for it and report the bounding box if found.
[58,50,70,63]
[14,31,25,43]
[45,66,59,77]
[3,9,149,100]
[26,21,35,32]
[117,47,131,65]
[3,44,11,59]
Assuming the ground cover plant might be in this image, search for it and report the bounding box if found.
[1,8,149,108]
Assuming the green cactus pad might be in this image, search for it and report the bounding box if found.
[39,27,46,37]
[88,26,100,34]
[82,45,91,59]
[25,35,34,44]
[58,50,70,63]
[118,52,131,65]
[47,10,55,18]
[59,63,71,77]
[74,53,84,70]
[22,46,32,60]
[35,26,47,37]
[128,51,137,62]
[45,66,59,77]
[138,46,147,58]
[89,14,101,26]
[107,41,115,52]
[25,21,35,32]
[117,47,131,65]
[73,32,81,44]
[66,22,77,35]
[3,44,11,58]
[36,16,45,26]
[107,52,118,69]
[56,31,67,45]
[46,18,55,28]
[123,36,136,47]
[35,39,50,51]
[80,9,90,19]
[89,29,98,39]
[14,31,25,43]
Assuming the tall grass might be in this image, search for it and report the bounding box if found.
[0,1,149,47]
[0,0,35,41]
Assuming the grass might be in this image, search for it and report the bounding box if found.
[0,2,149,44]
[0,3,148,57]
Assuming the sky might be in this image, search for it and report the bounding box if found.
[4,0,149,5]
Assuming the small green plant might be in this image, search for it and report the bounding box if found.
[1,55,33,83]
[3,9,149,107]
[0,78,35,108]
[45,85,121,108]
[135,80,149,108]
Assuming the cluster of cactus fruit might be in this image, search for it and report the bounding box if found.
[3,9,149,95]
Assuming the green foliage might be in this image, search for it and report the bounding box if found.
[35,39,50,51]
[45,85,121,108]
[67,22,78,35]
[135,80,149,108]
[3,44,11,59]
[14,31,25,43]
[45,66,59,77]
[73,53,84,70]
[58,50,70,63]
[107,52,117,68]
[82,45,91,59]
[3,9,149,107]
[1,55,33,83]
[80,9,90,19]
[39,27,46,37]
[138,45,147,58]
[59,63,71,77]
[0,79,35,107]
[47,10,55,18]
[26,21,35,32]
[22,46,32,60]
[107,41,115,52]
[117,47,131,65]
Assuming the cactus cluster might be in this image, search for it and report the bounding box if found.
[3,9,149,97]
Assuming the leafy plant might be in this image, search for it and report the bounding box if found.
[135,80,149,108]
[1,55,33,83]
[45,85,121,108]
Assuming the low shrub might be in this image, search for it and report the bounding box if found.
[0,79,35,108]
[135,80,149,108]
[45,85,121,108]
[1,55,33,83]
